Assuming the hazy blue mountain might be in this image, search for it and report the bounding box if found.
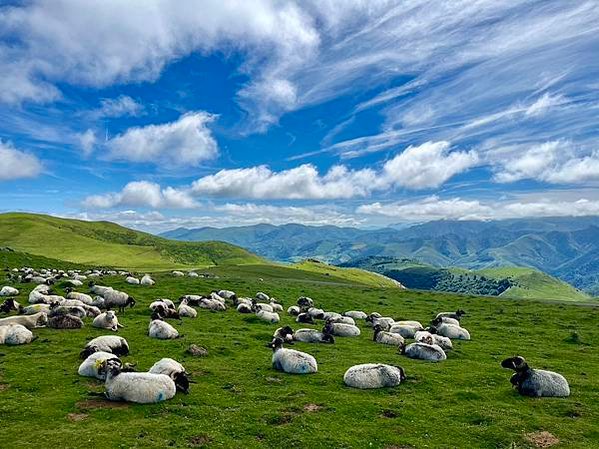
[161,217,599,294]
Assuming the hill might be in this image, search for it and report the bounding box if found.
[340,256,590,301]
[0,213,262,270]
[161,217,599,294]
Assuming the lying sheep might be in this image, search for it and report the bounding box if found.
[66,290,93,305]
[343,310,367,320]
[0,298,20,314]
[101,359,176,404]
[322,311,342,321]
[254,302,274,312]
[0,323,36,345]
[293,328,335,344]
[198,297,226,312]
[148,313,180,339]
[399,339,446,362]
[80,335,130,359]
[50,304,87,319]
[296,313,315,324]
[308,307,325,320]
[0,286,19,296]
[389,321,424,339]
[268,337,317,374]
[287,305,300,316]
[436,309,466,322]
[373,324,404,346]
[269,302,283,313]
[78,352,122,379]
[149,358,190,394]
[140,275,155,286]
[328,315,355,325]
[343,364,406,389]
[178,299,197,318]
[435,316,460,326]
[172,270,184,277]
[92,311,122,332]
[256,309,280,323]
[126,276,140,285]
[501,356,570,397]
[414,330,453,351]
[273,326,294,343]
[430,319,471,340]
[48,314,84,329]
[150,299,176,310]
[297,296,314,309]
[0,312,47,329]
[218,290,236,300]
[367,315,395,330]
[255,292,270,302]
[324,321,361,337]
[237,303,253,314]
[19,303,51,315]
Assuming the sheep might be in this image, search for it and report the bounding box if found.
[150,299,176,310]
[48,314,84,329]
[82,304,102,318]
[322,311,342,321]
[435,316,460,326]
[287,305,300,316]
[237,303,253,314]
[373,324,405,346]
[297,296,314,308]
[101,359,176,404]
[429,319,471,340]
[268,337,317,374]
[273,326,294,343]
[65,279,83,287]
[218,290,236,300]
[343,310,368,320]
[328,315,355,325]
[366,315,395,329]
[89,284,114,296]
[436,309,466,322]
[78,351,122,379]
[256,309,280,324]
[178,299,197,318]
[0,286,19,296]
[50,304,87,319]
[140,274,155,286]
[102,289,135,313]
[126,276,140,285]
[308,307,325,320]
[18,303,51,315]
[172,270,185,277]
[148,358,190,394]
[91,296,105,309]
[0,312,47,329]
[0,323,36,345]
[148,313,180,339]
[66,291,93,305]
[501,356,570,397]
[80,335,130,359]
[92,311,122,332]
[296,313,315,324]
[324,321,361,337]
[187,271,199,277]
[389,321,424,339]
[269,302,283,313]
[198,297,226,312]
[399,339,447,362]
[414,331,453,351]
[0,298,20,314]
[343,364,406,389]
[254,302,274,312]
[178,295,203,307]
[293,328,335,344]
[255,292,269,301]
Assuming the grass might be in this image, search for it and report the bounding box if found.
[290,260,404,288]
[0,212,262,269]
[1,260,598,448]
[480,267,590,302]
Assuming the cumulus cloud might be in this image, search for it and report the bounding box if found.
[0,141,42,181]
[93,95,144,118]
[77,129,96,157]
[106,112,218,167]
[492,141,599,184]
[82,181,198,209]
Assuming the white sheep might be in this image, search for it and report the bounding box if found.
[501,356,570,397]
[80,335,130,358]
[172,270,185,277]
[324,321,360,337]
[307,307,325,320]
[102,289,136,313]
[149,358,190,393]
[148,315,180,339]
[293,328,335,344]
[102,359,176,404]
[343,310,368,320]
[126,276,140,285]
[0,286,19,296]
[268,338,317,374]
[254,302,274,312]
[343,364,406,389]
[435,309,466,322]
[19,303,51,315]
[237,303,253,314]
[66,291,93,305]
[218,290,236,300]
[256,310,280,323]
[0,312,47,329]
[430,321,471,340]
[140,275,155,286]
[178,299,197,318]
[400,340,447,362]
[92,311,122,331]
[255,292,270,301]
[287,305,300,316]
[389,321,423,339]
[414,330,453,351]
[373,324,405,346]
[78,352,121,379]
[0,323,36,345]
[273,326,294,343]
[269,302,283,313]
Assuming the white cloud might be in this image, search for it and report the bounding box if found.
[94,95,143,118]
[106,112,218,167]
[77,129,96,157]
[82,181,198,209]
[492,141,599,184]
[524,93,567,117]
[0,141,43,181]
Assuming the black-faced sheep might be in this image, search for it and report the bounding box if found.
[149,358,190,394]
[429,319,471,340]
[273,326,294,343]
[293,328,335,344]
[343,364,406,389]
[148,313,180,339]
[80,335,130,359]
[399,338,446,362]
[373,324,404,346]
[435,309,466,321]
[501,356,570,397]
[268,337,318,374]
[78,351,122,379]
[324,320,360,337]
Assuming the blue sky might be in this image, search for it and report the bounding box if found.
[1,0,599,232]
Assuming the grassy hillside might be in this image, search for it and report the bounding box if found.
[1,264,598,448]
[291,260,405,289]
[342,256,591,302]
[0,213,262,270]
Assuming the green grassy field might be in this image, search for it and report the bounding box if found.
[1,260,598,448]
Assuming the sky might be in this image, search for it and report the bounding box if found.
[1,0,599,233]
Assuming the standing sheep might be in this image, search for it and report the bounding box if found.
[268,338,318,374]
[501,356,570,397]
[343,364,406,389]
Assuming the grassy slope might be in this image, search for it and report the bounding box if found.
[480,267,590,301]
[0,213,262,270]
[1,263,598,448]
[291,260,404,289]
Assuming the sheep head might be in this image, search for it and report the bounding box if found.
[501,356,528,372]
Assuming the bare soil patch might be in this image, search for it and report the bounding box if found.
[525,431,560,448]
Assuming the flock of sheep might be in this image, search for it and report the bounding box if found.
[0,265,571,405]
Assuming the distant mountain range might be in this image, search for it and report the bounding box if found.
[161,217,599,296]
